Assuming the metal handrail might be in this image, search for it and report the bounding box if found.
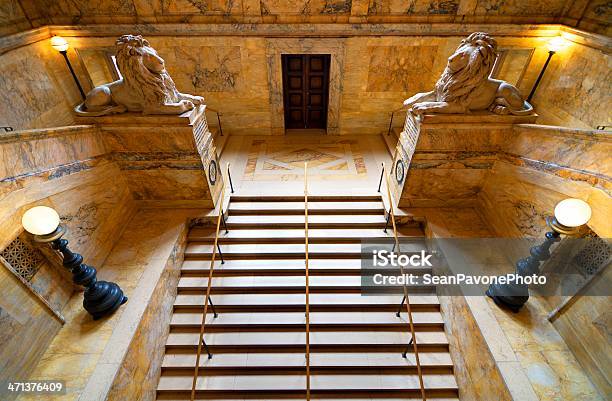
[227,162,235,194]
[304,161,311,401]
[383,163,426,401]
[387,105,406,136]
[377,162,385,193]
[190,182,226,401]
[206,106,224,137]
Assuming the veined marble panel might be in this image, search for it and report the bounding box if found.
[368,0,460,15]
[493,47,534,86]
[472,0,567,17]
[261,0,352,16]
[161,0,244,15]
[164,45,241,92]
[366,45,438,92]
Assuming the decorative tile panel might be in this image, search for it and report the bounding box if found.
[1,237,43,282]
[572,235,611,277]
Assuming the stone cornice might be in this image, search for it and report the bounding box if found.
[1,23,609,55]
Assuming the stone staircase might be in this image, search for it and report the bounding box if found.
[156,195,459,400]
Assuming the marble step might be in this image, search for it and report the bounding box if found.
[176,275,435,295]
[225,214,389,229]
[173,293,440,313]
[188,227,423,243]
[156,373,458,397]
[161,351,453,370]
[169,311,444,333]
[184,242,426,260]
[180,258,432,277]
[229,195,382,202]
[165,331,449,354]
[228,201,384,215]
[170,311,443,326]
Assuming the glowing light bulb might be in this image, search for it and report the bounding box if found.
[547,37,566,53]
[22,206,61,235]
[50,36,69,52]
[554,198,591,228]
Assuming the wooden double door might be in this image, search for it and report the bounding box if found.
[282,54,331,130]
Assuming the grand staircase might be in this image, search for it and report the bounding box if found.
[156,195,459,400]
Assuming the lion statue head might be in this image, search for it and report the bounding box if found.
[434,32,498,106]
[114,34,180,106]
[75,34,204,116]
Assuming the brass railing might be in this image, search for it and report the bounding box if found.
[190,181,226,401]
[382,163,426,401]
[304,161,312,400]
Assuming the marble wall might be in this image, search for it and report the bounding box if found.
[62,32,565,137]
[0,38,80,130]
[479,124,611,238]
[3,25,606,134]
[0,125,137,397]
[532,39,611,130]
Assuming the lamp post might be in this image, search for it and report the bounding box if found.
[51,36,86,100]
[526,36,566,103]
[22,206,127,320]
[486,198,592,312]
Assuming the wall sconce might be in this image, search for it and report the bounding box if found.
[22,206,127,320]
[486,198,591,312]
[51,36,86,100]
[526,36,567,102]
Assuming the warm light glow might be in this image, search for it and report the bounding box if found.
[22,206,60,235]
[554,198,592,228]
[50,36,69,52]
[547,37,566,53]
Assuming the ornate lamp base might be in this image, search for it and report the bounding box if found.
[486,284,528,313]
[84,281,128,320]
[35,226,128,320]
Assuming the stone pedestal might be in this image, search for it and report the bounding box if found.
[390,110,537,208]
[76,105,223,208]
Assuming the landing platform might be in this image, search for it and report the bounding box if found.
[221,134,391,196]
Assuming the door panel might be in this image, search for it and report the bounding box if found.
[282,54,330,130]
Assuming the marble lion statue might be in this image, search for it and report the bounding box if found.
[404,32,533,116]
[75,34,204,116]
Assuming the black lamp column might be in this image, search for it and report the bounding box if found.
[59,50,86,100]
[526,50,555,103]
[51,36,86,100]
[49,231,127,320]
[22,206,127,320]
[486,223,560,312]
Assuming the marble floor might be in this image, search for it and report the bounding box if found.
[221,134,391,196]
